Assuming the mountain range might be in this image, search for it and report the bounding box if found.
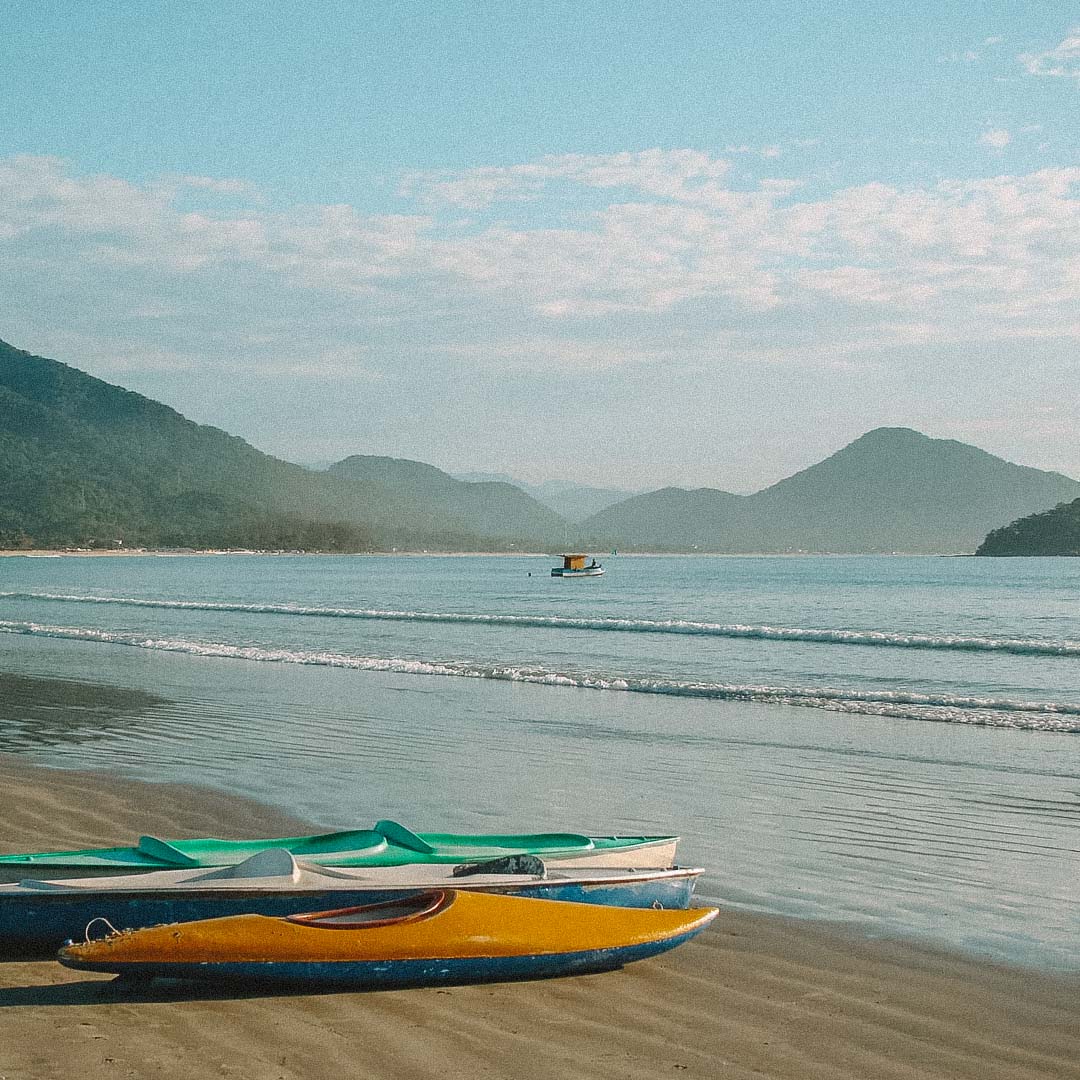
[452,472,640,522]
[2,338,1078,554]
[327,456,569,543]
[0,339,572,551]
[580,428,1080,554]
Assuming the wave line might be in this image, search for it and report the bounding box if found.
[2,591,1079,658]
[1,619,1077,733]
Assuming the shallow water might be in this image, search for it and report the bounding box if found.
[1,553,1077,969]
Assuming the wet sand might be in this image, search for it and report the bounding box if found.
[0,757,1077,1079]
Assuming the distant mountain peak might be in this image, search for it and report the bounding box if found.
[331,454,453,482]
[840,428,977,457]
[850,426,930,445]
[582,426,1080,553]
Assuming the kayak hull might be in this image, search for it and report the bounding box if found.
[61,932,706,988]
[0,827,677,881]
[59,890,718,988]
[0,865,700,956]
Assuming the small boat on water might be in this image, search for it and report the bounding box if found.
[58,888,718,988]
[0,821,676,882]
[0,850,702,955]
[551,553,604,577]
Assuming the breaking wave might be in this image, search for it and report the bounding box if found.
[2,618,1077,733]
[3,591,1080,658]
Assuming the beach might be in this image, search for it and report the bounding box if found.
[1,758,1077,1080]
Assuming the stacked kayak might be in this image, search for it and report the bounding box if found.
[0,849,702,956]
[59,888,719,988]
[4,819,713,989]
[0,821,678,882]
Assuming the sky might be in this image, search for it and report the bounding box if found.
[1,2,1077,492]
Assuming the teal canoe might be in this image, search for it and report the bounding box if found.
[0,821,678,880]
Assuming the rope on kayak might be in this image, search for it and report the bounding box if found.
[84,917,119,942]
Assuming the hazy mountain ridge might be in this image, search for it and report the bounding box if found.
[0,341,572,551]
[3,340,1076,555]
[579,486,745,550]
[329,456,571,541]
[452,471,639,522]
[581,428,1080,554]
[0,340,366,550]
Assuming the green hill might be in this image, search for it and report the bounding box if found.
[0,339,361,549]
[582,428,1080,554]
[580,486,745,550]
[0,340,569,551]
[8,339,1075,556]
[453,472,640,523]
[975,498,1080,556]
[328,455,572,543]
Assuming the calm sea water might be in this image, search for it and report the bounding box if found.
[1,553,1078,969]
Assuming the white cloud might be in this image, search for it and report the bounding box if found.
[1020,28,1080,78]
[940,36,1004,64]
[980,129,1012,149]
[724,143,792,158]
[939,48,980,64]
[401,149,734,209]
[2,153,1079,379]
[441,338,675,374]
[175,175,262,197]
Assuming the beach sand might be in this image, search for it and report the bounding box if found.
[1,757,1078,1080]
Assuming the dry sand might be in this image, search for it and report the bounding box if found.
[0,757,1077,1080]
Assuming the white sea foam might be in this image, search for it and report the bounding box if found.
[2,619,1077,733]
[3,591,1080,658]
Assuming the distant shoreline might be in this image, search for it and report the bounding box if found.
[0,548,978,558]
[0,548,549,558]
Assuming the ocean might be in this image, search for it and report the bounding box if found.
[1,552,1077,969]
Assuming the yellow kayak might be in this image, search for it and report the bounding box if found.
[59,888,718,988]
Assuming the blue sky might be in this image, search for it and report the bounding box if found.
[1,2,1077,489]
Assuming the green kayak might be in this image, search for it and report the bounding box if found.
[0,821,679,880]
